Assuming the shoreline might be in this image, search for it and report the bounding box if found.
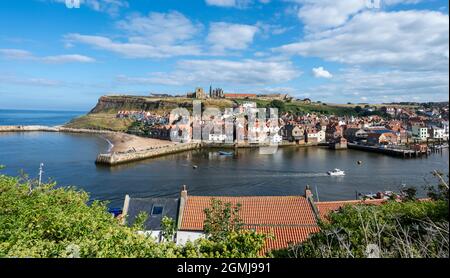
[2,125,439,166]
[0,125,175,154]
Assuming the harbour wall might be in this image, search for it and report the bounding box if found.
[95,142,202,165]
[347,143,428,158]
[0,125,115,135]
[95,141,319,165]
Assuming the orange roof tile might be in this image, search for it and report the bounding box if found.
[180,195,319,253]
[316,199,386,220]
[246,225,320,254]
[181,196,317,231]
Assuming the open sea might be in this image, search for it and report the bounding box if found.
[0,109,86,126]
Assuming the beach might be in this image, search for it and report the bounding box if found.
[0,124,175,156]
[101,132,175,153]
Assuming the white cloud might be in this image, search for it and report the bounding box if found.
[205,0,252,8]
[205,0,269,8]
[206,0,237,7]
[312,66,333,78]
[276,10,449,70]
[65,34,201,58]
[256,22,292,37]
[301,67,449,103]
[0,74,61,87]
[117,59,300,86]
[116,11,202,45]
[50,0,128,16]
[65,11,203,58]
[289,0,423,30]
[295,0,367,31]
[0,49,95,63]
[207,22,259,52]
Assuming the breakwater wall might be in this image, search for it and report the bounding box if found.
[0,125,60,132]
[96,141,318,166]
[95,142,201,165]
[0,125,115,135]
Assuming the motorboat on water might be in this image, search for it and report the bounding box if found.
[218,151,234,156]
[327,168,345,176]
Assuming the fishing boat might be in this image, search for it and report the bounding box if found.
[218,151,233,156]
[327,168,345,176]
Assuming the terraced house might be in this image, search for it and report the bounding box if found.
[121,187,388,254]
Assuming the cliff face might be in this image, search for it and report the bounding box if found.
[89,96,193,114]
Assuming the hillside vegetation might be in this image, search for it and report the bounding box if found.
[65,113,133,132]
[65,95,368,130]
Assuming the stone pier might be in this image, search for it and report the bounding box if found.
[95,142,202,165]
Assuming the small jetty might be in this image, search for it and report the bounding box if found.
[348,143,430,158]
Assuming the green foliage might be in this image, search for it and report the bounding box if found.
[161,216,176,242]
[65,113,134,132]
[203,199,243,241]
[131,212,148,231]
[176,230,267,258]
[401,186,418,201]
[267,100,286,113]
[426,171,449,202]
[0,174,267,258]
[276,200,449,258]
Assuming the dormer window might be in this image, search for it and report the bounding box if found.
[151,205,163,216]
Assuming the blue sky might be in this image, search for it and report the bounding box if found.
[0,0,448,110]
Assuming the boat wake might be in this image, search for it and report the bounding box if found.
[254,172,330,178]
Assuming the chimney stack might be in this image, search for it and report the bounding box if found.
[177,185,188,230]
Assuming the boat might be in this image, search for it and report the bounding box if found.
[218,151,233,156]
[359,191,396,200]
[327,168,345,176]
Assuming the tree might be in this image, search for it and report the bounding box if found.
[161,216,176,242]
[354,106,363,114]
[203,199,243,241]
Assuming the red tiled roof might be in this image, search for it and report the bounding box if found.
[181,196,317,231]
[316,199,386,220]
[247,225,320,254]
[180,195,319,253]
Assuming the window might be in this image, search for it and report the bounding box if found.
[151,205,163,216]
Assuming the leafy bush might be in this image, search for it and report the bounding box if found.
[274,198,448,258]
[0,174,267,258]
[203,199,243,241]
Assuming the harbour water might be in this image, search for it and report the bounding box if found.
[1,131,448,207]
